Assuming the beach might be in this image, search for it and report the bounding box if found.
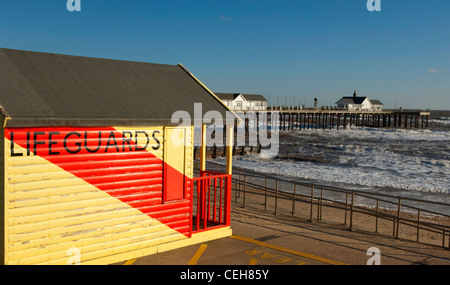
[208,110,450,252]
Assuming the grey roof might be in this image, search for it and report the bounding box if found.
[336,96,384,106]
[337,96,368,105]
[370,99,384,105]
[215,93,239,100]
[215,92,267,102]
[0,48,237,127]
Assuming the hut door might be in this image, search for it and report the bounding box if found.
[164,127,187,202]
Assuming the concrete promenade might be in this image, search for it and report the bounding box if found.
[117,203,450,266]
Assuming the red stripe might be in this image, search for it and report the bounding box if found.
[5,127,190,237]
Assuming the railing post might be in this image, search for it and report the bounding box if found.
[219,177,223,224]
[394,198,402,239]
[309,185,314,222]
[196,179,201,231]
[344,192,348,225]
[243,174,247,208]
[207,177,211,223]
[416,208,421,243]
[213,177,217,222]
[375,199,379,233]
[349,191,354,231]
[226,175,232,226]
[292,184,296,216]
[238,170,242,198]
[189,178,193,237]
[235,170,241,204]
[203,180,207,230]
[275,180,279,215]
[318,188,323,221]
[264,176,268,211]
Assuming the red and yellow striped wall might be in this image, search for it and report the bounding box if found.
[0,125,231,265]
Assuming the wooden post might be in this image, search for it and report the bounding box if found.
[256,112,260,133]
[292,113,295,129]
[279,112,282,131]
[300,113,303,130]
[337,114,340,130]
[200,124,207,172]
[330,113,333,130]
[226,125,233,175]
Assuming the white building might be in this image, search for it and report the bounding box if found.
[215,93,267,111]
[370,100,384,111]
[336,91,384,111]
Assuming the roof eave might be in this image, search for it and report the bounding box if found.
[177,63,242,124]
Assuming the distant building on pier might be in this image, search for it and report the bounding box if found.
[215,92,267,111]
[336,90,384,111]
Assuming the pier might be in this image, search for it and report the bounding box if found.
[267,108,431,130]
[268,110,430,130]
[195,109,431,159]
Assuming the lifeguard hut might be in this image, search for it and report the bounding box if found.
[0,48,238,265]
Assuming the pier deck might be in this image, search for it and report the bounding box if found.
[249,109,430,130]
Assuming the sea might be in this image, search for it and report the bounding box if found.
[214,110,450,214]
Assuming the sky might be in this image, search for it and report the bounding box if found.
[0,0,449,110]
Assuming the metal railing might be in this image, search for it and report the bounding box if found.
[201,160,450,249]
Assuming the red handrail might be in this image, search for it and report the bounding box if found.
[188,171,231,236]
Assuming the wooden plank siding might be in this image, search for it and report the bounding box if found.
[2,126,194,265]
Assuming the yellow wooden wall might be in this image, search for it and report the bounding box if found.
[2,125,194,265]
[1,124,4,265]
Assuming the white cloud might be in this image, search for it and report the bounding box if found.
[428,68,439,73]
